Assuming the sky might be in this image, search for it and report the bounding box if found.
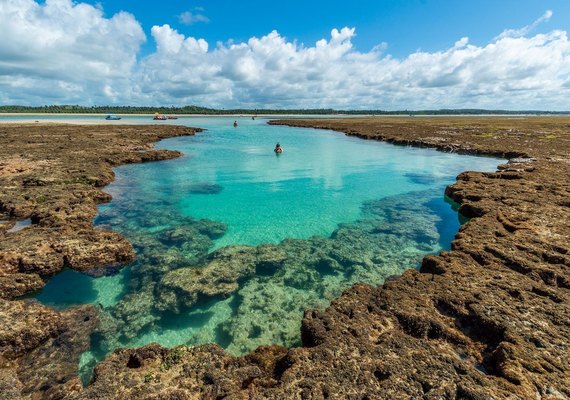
[1,0,570,110]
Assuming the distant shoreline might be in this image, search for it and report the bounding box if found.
[1,107,570,117]
[2,112,570,118]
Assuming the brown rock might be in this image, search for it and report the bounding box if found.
[2,118,570,398]
[0,124,200,298]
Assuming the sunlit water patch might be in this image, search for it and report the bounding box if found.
[32,117,503,381]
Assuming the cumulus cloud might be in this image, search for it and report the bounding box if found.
[135,22,570,109]
[0,3,569,110]
[0,0,145,104]
[179,11,210,25]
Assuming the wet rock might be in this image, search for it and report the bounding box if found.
[192,218,227,239]
[16,305,98,398]
[3,118,570,398]
[0,124,199,298]
[508,157,536,164]
[109,285,159,341]
[0,356,24,400]
[0,273,45,299]
[83,263,124,278]
[0,124,200,398]
[157,246,259,313]
[53,230,135,271]
[158,225,202,245]
[0,299,63,359]
[223,279,320,354]
[0,298,99,399]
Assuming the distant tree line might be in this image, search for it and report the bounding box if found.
[0,105,567,115]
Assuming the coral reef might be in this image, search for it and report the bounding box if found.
[0,124,200,298]
[1,118,569,399]
[81,118,569,399]
[76,182,444,369]
[0,123,200,399]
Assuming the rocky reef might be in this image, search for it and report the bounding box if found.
[1,118,569,399]
[0,123,200,298]
[0,123,200,398]
[83,188,444,365]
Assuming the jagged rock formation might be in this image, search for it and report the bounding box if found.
[0,123,200,298]
[1,118,569,399]
[77,182,444,364]
[0,123,200,398]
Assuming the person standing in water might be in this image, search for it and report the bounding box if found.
[274,143,283,153]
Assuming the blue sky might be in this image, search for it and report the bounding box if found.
[84,0,570,57]
[2,0,570,109]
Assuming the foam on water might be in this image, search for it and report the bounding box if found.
[31,117,503,382]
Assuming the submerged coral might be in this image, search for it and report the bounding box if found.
[80,188,451,374]
[188,183,224,195]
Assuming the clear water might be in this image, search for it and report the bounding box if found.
[30,116,502,380]
[6,218,32,233]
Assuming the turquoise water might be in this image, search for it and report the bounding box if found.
[101,118,464,248]
[31,117,502,380]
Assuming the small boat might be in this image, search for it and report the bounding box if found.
[153,114,167,120]
[105,114,121,120]
[167,116,178,120]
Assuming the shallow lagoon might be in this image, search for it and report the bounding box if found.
[33,117,502,378]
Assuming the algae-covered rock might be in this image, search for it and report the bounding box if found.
[157,246,258,313]
[3,118,570,399]
[0,299,63,359]
[202,193,448,354]
[110,285,159,340]
[223,280,323,354]
[193,218,227,239]
[16,305,98,398]
[0,273,45,299]
[156,244,288,313]
[0,298,99,399]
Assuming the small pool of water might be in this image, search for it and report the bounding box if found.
[6,218,32,233]
[31,116,502,381]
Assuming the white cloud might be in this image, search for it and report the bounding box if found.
[495,10,553,40]
[179,11,210,25]
[0,0,145,104]
[0,3,569,110]
[135,23,570,110]
[151,24,209,54]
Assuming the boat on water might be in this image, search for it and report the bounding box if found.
[167,116,178,120]
[105,114,121,120]
[153,114,167,120]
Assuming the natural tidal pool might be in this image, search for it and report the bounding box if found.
[33,117,502,380]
